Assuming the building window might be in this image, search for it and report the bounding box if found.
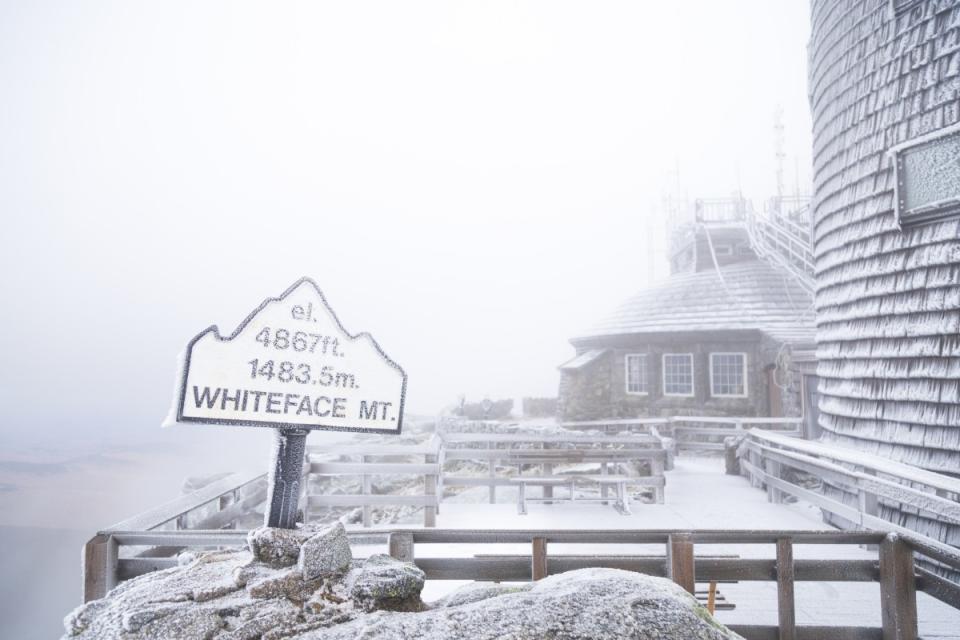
[710,353,747,397]
[893,124,960,227]
[713,243,733,256]
[737,244,753,256]
[663,354,694,396]
[625,354,649,395]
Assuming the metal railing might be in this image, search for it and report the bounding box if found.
[83,525,960,640]
[745,207,815,293]
[693,197,749,223]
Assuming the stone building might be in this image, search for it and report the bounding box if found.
[558,199,817,426]
[809,0,960,474]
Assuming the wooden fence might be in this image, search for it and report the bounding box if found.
[734,429,960,578]
[83,470,267,601]
[82,526,960,640]
[438,431,670,504]
[306,437,441,528]
[559,416,802,452]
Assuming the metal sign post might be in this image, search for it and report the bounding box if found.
[266,428,309,528]
[165,277,407,528]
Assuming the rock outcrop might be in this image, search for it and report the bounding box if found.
[64,524,740,640]
[297,569,741,639]
[298,522,352,580]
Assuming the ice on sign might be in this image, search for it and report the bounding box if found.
[165,278,406,434]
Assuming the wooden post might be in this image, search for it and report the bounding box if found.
[749,447,762,488]
[218,493,235,529]
[531,537,548,580]
[361,454,372,528]
[542,441,553,501]
[879,534,918,640]
[424,453,437,528]
[776,537,796,640]
[859,469,879,528]
[766,459,783,504]
[724,437,741,475]
[488,442,496,504]
[600,461,609,502]
[388,532,415,563]
[82,534,118,602]
[668,533,695,594]
[651,458,665,504]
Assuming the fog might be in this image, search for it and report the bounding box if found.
[0,1,812,636]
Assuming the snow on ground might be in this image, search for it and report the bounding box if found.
[348,456,960,635]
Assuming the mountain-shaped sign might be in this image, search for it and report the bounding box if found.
[167,278,406,434]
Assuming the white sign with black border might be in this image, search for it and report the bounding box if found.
[164,278,406,435]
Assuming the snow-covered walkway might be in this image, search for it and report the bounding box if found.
[351,456,960,635]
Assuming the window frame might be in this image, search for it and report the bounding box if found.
[709,352,749,398]
[891,122,960,228]
[624,353,650,396]
[713,243,733,256]
[662,353,695,397]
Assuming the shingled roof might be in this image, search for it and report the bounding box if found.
[572,260,815,347]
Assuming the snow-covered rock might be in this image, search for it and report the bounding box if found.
[63,533,737,640]
[299,522,352,580]
[248,527,312,568]
[346,554,425,612]
[298,569,741,640]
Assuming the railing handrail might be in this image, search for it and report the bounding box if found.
[746,429,960,495]
[100,526,886,546]
[85,524,955,640]
[671,416,801,425]
[104,468,267,532]
[744,207,816,294]
[439,432,663,444]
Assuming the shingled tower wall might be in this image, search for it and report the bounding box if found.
[810,0,960,474]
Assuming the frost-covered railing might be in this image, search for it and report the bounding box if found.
[305,437,441,528]
[437,431,670,504]
[83,470,268,601]
[745,207,815,293]
[735,430,960,580]
[84,526,960,640]
[559,416,802,452]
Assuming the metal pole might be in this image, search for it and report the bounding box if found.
[265,428,308,528]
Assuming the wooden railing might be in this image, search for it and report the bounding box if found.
[83,526,960,639]
[559,416,801,452]
[306,437,441,528]
[734,430,960,577]
[83,470,268,601]
[438,431,669,504]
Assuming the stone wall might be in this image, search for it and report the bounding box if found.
[557,351,613,421]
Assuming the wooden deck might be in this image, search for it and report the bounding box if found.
[414,456,960,637]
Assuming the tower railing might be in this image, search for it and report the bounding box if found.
[745,202,815,293]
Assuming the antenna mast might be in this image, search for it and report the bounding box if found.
[773,105,786,213]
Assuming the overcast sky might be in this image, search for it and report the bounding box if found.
[0,1,813,451]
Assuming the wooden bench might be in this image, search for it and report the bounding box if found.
[509,477,576,514]
[511,474,666,515]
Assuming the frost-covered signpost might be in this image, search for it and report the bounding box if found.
[165,277,407,529]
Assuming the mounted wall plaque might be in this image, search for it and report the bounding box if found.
[892,124,960,228]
